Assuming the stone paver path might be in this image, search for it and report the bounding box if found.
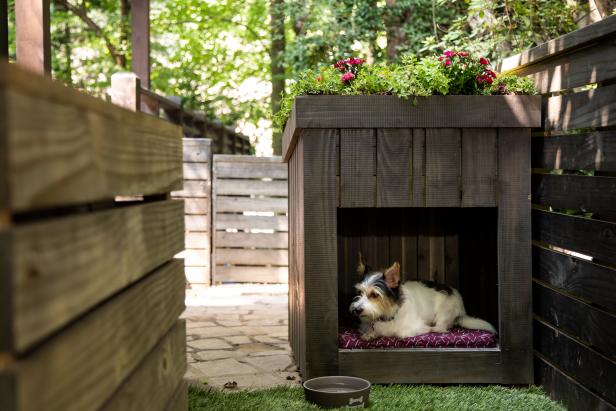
[182,284,300,391]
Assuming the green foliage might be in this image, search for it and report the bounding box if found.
[273,53,537,132]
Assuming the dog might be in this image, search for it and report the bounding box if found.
[349,253,496,341]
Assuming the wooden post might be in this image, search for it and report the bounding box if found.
[0,0,8,58]
[131,0,150,89]
[15,0,51,75]
[110,72,141,111]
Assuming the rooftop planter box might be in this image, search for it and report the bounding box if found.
[283,94,541,384]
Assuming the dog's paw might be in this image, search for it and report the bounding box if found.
[360,331,377,341]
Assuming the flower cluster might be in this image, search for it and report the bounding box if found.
[438,50,497,94]
[333,57,365,83]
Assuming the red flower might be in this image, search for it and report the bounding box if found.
[485,69,497,78]
[485,76,493,84]
[479,57,490,65]
[458,51,469,57]
[444,59,452,67]
[341,72,355,83]
[347,57,365,66]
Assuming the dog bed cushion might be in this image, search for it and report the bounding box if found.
[339,327,497,349]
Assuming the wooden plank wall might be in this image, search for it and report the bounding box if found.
[212,155,289,283]
[0,63,187,411]
[501,14,616,411]
[171,138,212,287]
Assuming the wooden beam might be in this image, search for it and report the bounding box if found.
[110,72,141,111]
[131,0,150,89]
[15,0,51,75]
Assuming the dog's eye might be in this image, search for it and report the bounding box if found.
[369,292,378,299]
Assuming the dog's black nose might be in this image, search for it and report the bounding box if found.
[352,307,363,316]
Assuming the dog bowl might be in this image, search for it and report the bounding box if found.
[303,376,371,408]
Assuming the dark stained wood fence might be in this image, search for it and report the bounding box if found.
[500,14,616,411]
[212,155,288,283]
[0,62,186,411]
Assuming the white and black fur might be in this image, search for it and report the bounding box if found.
[349,254,496,341]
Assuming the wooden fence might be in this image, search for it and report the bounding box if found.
[500,15,616,410]
[212,155,289,283]
[0,62,187,410]
[172,138,212,287]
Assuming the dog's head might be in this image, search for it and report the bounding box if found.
[349,253,401,321]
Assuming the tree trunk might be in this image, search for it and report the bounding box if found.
[270,0,285,155]
[384,0,404,61]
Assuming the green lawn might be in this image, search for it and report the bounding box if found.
[188,384,564,411]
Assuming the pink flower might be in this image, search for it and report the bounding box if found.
[444,50,453,57]
[341,72,355,83]
[347,57,366,66]
[479,57,490,65]
[444,59,452,67]
[476,75,485,84]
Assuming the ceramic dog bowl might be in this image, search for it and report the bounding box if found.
[303,376,371,408]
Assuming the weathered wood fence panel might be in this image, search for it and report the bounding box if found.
[0,62,186,410]
[213,155,288,283]
[172,138,212,287]
[501,14,616,411]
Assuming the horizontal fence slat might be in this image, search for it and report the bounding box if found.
[535,354,616,411]
[532,131,616,172]
[216,248,288,265]
[185,232,210,249]
[213,266,287,283]
[545,84,616,131]
[183,163,210,181]
[182,198,209,215]
[171,180,209,198]
[99,320,186,411]
[532,173,616,220]
[182,138,211,163]
[215,231,288,249]
[1,260,185,411]
[185,267,210,285]
[177,249,210,267]
[534,318,616,404]
[534,281,616,359]
[215,179,287,196]
[216,196,288,213]
[215,214,288,231]
[214,162,287,179]
[185,215,210,231]
[510,38,616,94]
[532,209,616,266]
[2,200,184,352]
[533,244,616,312]
[213,155,282,164]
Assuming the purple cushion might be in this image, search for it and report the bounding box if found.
[339,327,497,349]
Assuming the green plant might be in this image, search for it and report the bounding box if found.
[273,52,537,132]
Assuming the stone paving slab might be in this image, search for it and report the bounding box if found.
[183,284,301,391]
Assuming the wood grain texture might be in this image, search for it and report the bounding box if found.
[216,197,288,213]
[534,318,616,404]
[171,180,209,198]
[281,95,541,162]
[3,200,184,353]
[532,209,616,266]
[461,128,497,207]
[183,163,210,181]
[532,173,616,220]
[545,84,616,131]
[215,232,288,249]
[412,129,426,207]
[534,281,616,359]
[0,64,182,212]
[182,198,210,214]
[99,320,186,411]
[184,232,210,249]
[497,128,533,382]
[426,128,461,207]
[508,38,616,94]
[215,179,287,196]
[216,248,288,265]
[535,354,616,411]
[500,14,616,72]
[163,380,188,411]
[533,244,616,312]
[531,131,616,172]
[213,266,287,283]
[340,129,375,208]
[377,129,412,207]
[182,138,211,162]
[214,214,288,231]
[339,349,529,383]
[0,260,185,411]
[214,162,287,179]
[302,129,338,378]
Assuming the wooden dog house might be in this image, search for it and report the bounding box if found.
[283,95,541,383]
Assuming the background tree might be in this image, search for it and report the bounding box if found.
[270,0,285,154]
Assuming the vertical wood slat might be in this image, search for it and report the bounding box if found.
[340,129,375,207]
[15,0,51,75]
[412,129,426,207]
[498,127,533,381]
[462,128,497,207]
[303,129,338,378]
[426,128,461,207]
[377,129,412,207]
[131,0,151,89]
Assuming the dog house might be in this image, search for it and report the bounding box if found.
[283,95,541,383]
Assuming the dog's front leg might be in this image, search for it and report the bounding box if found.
[359,322,378,341]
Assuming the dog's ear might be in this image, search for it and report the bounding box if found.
[384,262,401,289]
[356,252,367,276]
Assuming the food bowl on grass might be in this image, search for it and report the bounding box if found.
[303,376,371,408]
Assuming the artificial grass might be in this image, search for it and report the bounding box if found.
[188,384,564,411]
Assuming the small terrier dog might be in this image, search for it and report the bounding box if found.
[349,254,496,340]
